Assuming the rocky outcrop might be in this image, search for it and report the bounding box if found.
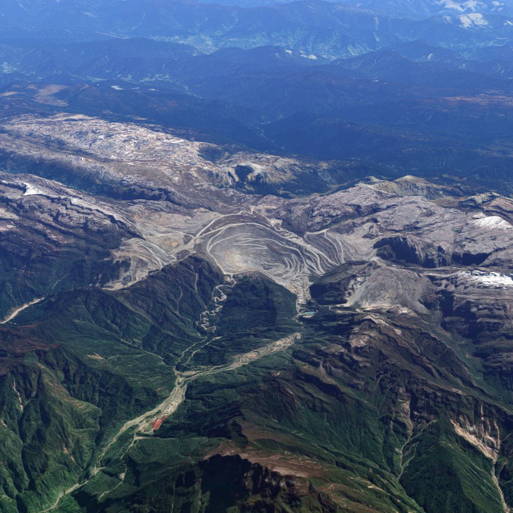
[375,235,450,267]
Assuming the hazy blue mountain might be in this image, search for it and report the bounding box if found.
[1,0,513,57]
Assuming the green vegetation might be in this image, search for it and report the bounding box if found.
[401,420,504,513]
[2,254,513,513]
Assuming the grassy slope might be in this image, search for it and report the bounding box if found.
[0,257,223,513]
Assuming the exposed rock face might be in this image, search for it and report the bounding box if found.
[374,235,450,267]
[0,174,136,317]
[2,115,513,513]
[0,114,337,209]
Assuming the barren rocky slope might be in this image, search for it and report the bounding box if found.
[1,114,513,513]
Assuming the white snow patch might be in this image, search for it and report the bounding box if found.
[460,270,513,288]
[23,183,45,196]
[459,13,488,28]
[440,0,469,11]
[438,0,503,12]
[473,215,512,229]
[1,62,16,74]
[300,53,318,60]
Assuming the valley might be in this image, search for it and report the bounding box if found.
[44,329,301,513]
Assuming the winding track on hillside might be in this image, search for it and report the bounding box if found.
[0,297,44,324]
[39,321,300,512]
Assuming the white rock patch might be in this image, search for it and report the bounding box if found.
[460,270,513,288]
[23,183,46,196]
[473,215,512,230]
[459,12,488,28]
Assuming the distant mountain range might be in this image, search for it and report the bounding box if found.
[1,0,513,57]
[339,0,513,17]
[196,0,513,18]
[1,35,513,190]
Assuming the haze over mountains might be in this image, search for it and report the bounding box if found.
[2,1,513,513]
[3,0,513,52]
[2,0,513,191]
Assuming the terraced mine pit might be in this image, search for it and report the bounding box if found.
[2,114,513,513]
